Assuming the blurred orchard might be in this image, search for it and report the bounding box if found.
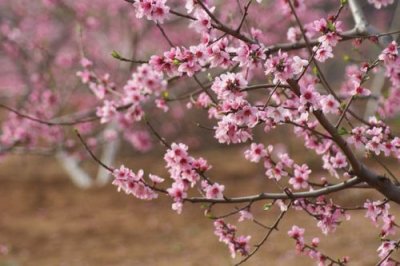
[1,0,400,265]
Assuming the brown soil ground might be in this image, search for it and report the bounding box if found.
[0,148,399,266]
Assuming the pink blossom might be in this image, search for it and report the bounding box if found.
[149,174,165,184]
[300,85,321,108]
[311,237,320,247]
[265,162,288,181]
[244,143,267,163]
[330,152,348,169]
[124,130,153,152]
[80,57,93,68]
[379,41,398,64]
[364,200,388,225]
[287,27,302,43]
[347,127,367,148]
[275,199,288,212]
[319,32,342,47]
[317,208,343,235]
[289,164,311,190]
[288,225,305,245]
[172,201,183,214]
[312,19,328,33]
[320,94,340,114]
[184,0,212,13]
[351,86,371,97]
[96,100,117,124]
[279,0,305,15]
[238,210,254,222]
[167,181,187,201]
[365,136,384,155]
[204,182,225,199]
[377,240,396,259]
[313,44,334,62]
[382,214,396,237]
[155,98,169,112]
[190,9,212,33]
[0,244,9,255]
[279,153,294,168]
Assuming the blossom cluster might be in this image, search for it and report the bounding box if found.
[132,0,170,23]
[150,44,209,77]
[213,219,251,258]
[364,200,397,237]
[112,165,161,200]
[0,90,62,148]
[264,51,308,84]
[377,240,398,266]
[77,59,167,151]
[348,117,400,158]
[288,225,349,265]
[312,18,343,63]
[379,41,400,117]
[364,199,398,265]
[294,198,350,235]
[164,143,221,214]
[340,63,372,98]
[211,72,257,144]
[245,143,315,190]
[77,58,115,101]
[78,58,167,124]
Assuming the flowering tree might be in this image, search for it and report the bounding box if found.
[1,0,400,264]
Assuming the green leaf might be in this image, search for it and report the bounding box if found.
[162,91,169,100]
[312,66,318,75]
[340,0,348,5]
[338,127,348,136]
[207,73,213,82]
[205,212,215,219]
[263,203,273,211]
[111,50,122,59]
[327,21,336,32]
[172,58,180,66]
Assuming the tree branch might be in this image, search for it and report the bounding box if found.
[186,176,362,204]
[287,79,400,204]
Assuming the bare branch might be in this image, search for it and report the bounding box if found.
[186,176,362,204]
[235,201,292,265]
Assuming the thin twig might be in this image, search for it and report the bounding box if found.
[156,23,175,47]
[75,129,114,172]
[235,202,292,265]
[335,96,354,129]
